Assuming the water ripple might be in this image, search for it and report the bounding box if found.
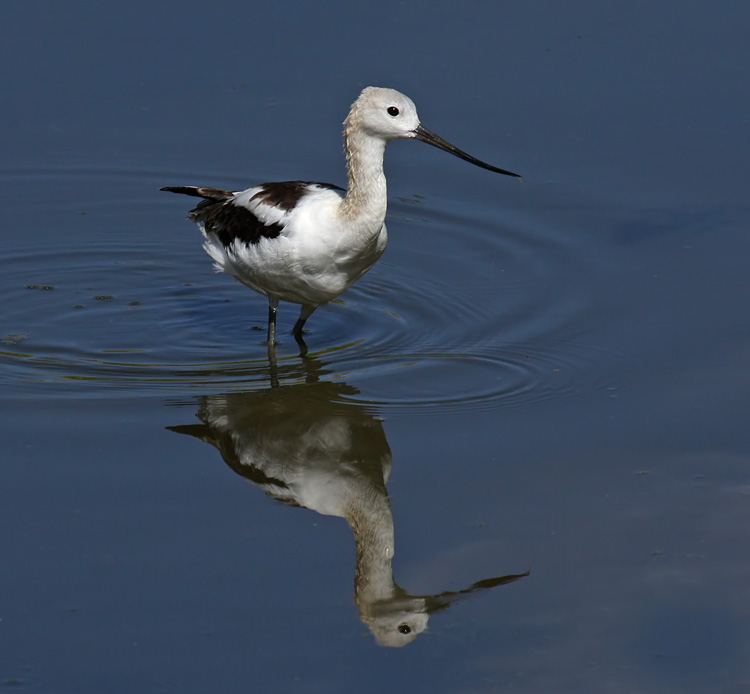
[1,168,614,411]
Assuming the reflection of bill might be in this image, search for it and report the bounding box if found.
[169,363,527,647]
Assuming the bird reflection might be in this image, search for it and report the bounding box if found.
[168,356,527,647]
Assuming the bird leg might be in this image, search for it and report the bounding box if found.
[266,298,279,345]
[292,316,308,354]
[292,304,317,354]
[291,317,306,338]
[292,305,317,338]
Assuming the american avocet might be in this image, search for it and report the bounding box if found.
[161,87,520,347]
[168,368,529,646]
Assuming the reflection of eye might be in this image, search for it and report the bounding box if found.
[397,624,411,634]
[387,106,400,117]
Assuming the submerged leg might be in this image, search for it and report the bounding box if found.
[267,297,279,345]
[292,304,317,339]
[292,304,317,353]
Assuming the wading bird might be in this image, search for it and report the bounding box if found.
[161,87,520,348]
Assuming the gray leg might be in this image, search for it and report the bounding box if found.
[267,297,279,345]
[292,304,317,338]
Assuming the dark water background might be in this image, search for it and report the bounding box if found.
[2,1,750,692]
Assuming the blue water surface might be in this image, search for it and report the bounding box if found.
[2,1,750,692]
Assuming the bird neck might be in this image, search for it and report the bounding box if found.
[338,128,388,225]
[345,483,397,605]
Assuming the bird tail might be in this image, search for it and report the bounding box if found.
[160,186,235,201]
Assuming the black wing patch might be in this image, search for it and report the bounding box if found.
[250,180,344,211]
[195,198,284,247]
[161,181,345,247]
[161,184,282,246]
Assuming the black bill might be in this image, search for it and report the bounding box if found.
[413,124,521,178]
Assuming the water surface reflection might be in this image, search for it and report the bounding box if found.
[168,356,528,647]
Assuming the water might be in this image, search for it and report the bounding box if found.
[2,1,750,692]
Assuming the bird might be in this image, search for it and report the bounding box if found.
[161,86,520,348]
[167,359,529,647]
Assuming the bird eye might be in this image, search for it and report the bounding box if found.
[397,624,411,634]
[387,106,400,117]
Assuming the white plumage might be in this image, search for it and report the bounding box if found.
[205,184,376,305]
[162,87,520,348]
